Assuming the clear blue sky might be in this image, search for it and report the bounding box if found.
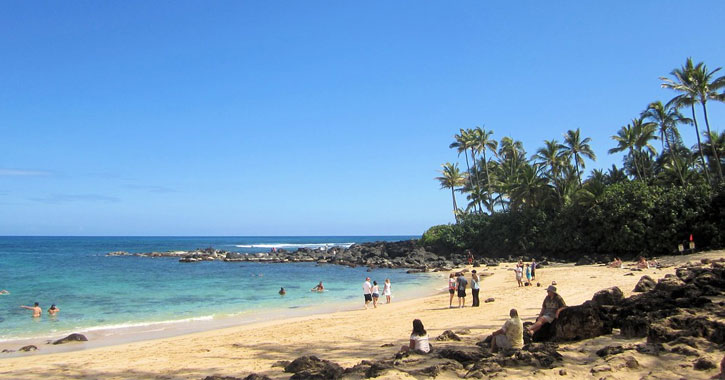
[1,1,724,236]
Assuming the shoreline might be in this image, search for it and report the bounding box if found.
[1,250,722,380]
[0,271,447,358]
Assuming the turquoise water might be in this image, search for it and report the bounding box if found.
[0,236,433,341]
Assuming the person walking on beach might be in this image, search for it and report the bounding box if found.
[527,285,567,335]
[20,302,42,318]
[383,278,392,304]
[371,281,380,308]
[456,272,468,308]
[448,273,456,308]
[471,270,480,307]
[48,304,60,316]
[363,277,373,309]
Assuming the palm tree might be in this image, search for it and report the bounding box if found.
[632,118,658,179]
[533,139,567,205]
[660,58,715,182]
[642,101,690,185]
[688,60,725,181]
[609,123,642,180]
[703,131,725,176]
[436,163,467,221]
[471,126,497,213]
[449,129,473,175]
[563,128,596,187]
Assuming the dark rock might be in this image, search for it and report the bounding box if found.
[242,375,272,380]
[635,343,663,355]
[437,348,485,364]
[654,275,686,293]
[554,302,611,341]
[591,287,624,306]
[436,330,462,341]
[620,316,649,338]
[1,349,15,353]
[624,272,634,276]
[271,361,290,368]
[364,361,394,378]
[624,356,639,369]
[575,256,596,266]
[53,333,88,345]
[202,376,244,380]
[379,343,395,347]
[559,368,567,375]
[284,356,343,380]
[670,345,699,357]
[596,345,624,358]
[693,357,717,370]
[633,275,656,292]
[484,297,495,303]
[19,345,37,352]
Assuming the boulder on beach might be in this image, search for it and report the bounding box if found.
[284,356,343,380]
[633,275,656,292]
[53,333,88,345]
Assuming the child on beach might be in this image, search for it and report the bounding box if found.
[371,281,380,308]
[525,264,532,285]
[383,278,392,304]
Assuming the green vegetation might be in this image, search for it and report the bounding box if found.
[429,58,725,259]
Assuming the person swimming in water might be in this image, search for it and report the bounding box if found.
[279,287,286,295]
[21,302,42,318]
[48,304,60,316]
[311,282,324,292]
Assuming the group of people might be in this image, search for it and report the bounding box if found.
[19,302,60,318]
[363,277,392,309]
[513,259,536,287]
[403,282,567,355]
[447,270,481,308]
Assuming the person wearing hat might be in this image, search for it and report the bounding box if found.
[527,285,566,335]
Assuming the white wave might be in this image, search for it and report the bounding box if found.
[234,242,355,250]
[78,315,215,333]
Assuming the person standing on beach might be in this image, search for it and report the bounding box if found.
[456,272,468,308]
[20,302,42,318]
[383,278,392,304]
[525,264,532,286]
[363,277,373,309]
[371,281,380,308]
[470,270,480,307]
[514,265,523,287]
[531,259,537,280]
[448,273,456,308]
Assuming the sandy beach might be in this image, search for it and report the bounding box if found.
[1,250,723,380]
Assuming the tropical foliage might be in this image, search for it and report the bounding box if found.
[427,58,725,259]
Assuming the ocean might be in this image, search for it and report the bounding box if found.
[0,236,438,344]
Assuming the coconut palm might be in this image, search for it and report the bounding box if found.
[533,139,567,205]
[660,58,720,182]
[688,61,725,181]
[702,131,725,176]
[632,118,659,179]
[471,126,497,212]
[436,162,467,221]
[609,123,642,180]
[449,129,474,175]
[563,128,596,187]
[642,101,691,185]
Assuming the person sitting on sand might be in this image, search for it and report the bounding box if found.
[637,257,649,269]
[20,302,42,318]
[48,304,60,316]
[609,257,623,268]
[527,285,567,335]
[311,282,324,292]
[400,319,431,354]
[490,308,524,352]
[279,287,286,295]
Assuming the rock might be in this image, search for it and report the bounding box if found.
[596,345,624,358]
[624,272,634,276]
[633,275,656,292]
[624,356,639,369]
[1,349,15,353]
[590,365,611,373]
[436,330,462,341]
[455,329,471,335]
[620,316,649,338]
[364,361,394,378]
[591,287,624,306]
[485,297,495,303]
[693,357,717,370]
[437,348,485,364]
[379,343,395,347]
[271,360,290,368]
[559,368,567,375]
[554,302,612,341]
[202,376,244,380]
[52,333,88,345]
[19,345,37,352]
[670,345,699,356]
[576,256,596,266]
[242,374,272,380]
[654,275,686,293]
[284,356,343,380]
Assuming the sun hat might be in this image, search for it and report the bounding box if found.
[547,285,557,293]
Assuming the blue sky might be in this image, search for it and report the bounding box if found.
[1,1,724,236]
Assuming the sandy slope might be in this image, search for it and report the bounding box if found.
[1,251,723,380]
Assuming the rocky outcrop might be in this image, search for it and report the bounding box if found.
[52,333,88,345]
[284,356,344,380]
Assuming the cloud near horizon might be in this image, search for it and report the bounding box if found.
[0,169,52,176]
[30,194,121,204]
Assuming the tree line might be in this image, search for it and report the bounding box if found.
[426,58,725,259]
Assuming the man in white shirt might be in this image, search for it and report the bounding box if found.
[363,277,372,309]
